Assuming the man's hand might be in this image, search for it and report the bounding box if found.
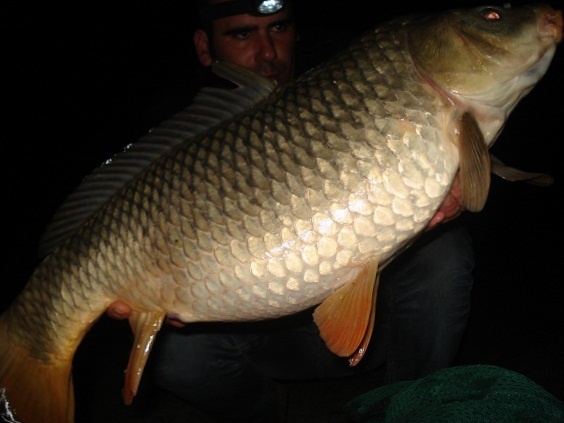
[426,173,464,231]
[107,301,131,320]
[106,301,186,328]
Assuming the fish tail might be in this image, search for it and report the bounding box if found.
[0,315,75,423]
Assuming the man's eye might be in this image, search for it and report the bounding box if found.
[271,23,289,32]
[272,24,286,31]
[231,30,250,39]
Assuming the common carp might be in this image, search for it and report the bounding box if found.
[0,3,561,422]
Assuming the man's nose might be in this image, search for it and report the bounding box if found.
[257,34,277,62]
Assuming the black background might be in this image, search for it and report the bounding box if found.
[2,1,562,421]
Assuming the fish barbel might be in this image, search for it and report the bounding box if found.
[0,3,561,422]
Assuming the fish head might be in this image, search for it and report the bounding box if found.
[408,3,561,117]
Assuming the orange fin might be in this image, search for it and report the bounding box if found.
[313,262,379,364]
[0,316,74,423]
[457,112,491,212]
[347,273,381,367]
[123,310,165,405]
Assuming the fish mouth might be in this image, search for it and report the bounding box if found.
[540,6,563,43]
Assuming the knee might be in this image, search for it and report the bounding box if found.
[151,332,212,393]
[150,330,246,399]
[382,226,474,303]
[412,226,475,281]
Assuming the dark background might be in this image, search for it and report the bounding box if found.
[2,1,562,421]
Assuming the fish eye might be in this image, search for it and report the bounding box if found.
[480,7,502,21]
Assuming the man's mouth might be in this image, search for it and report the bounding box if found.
[259,64,286,82]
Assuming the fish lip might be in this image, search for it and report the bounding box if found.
[539,6,563,43]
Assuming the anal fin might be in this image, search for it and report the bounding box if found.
[123,311,165,405]
[313,262,379,366]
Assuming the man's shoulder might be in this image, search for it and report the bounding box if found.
[144,68,240,128]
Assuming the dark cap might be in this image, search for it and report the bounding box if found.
[200,0,287,21]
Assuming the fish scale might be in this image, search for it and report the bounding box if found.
[0,16,493,342]
[1,4,561,422]
[135,28,451,322]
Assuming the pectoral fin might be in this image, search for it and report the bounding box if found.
[313,262,379,365]
[123,311,165,405]
[490,154,554,186]
[457,112,491,212]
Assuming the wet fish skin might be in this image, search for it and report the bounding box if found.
[6,12,451,344]
[0,4,561,422]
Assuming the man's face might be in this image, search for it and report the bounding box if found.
[199,8,296,83]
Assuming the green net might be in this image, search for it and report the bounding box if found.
[345,365,563,422]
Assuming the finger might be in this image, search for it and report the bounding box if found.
[166,317,187,328]
[426,212,445,231]
[107,301,132,320]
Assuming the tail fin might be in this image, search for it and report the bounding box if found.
[0,315,74,423]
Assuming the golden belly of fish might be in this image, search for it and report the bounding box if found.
[151,65,455,322]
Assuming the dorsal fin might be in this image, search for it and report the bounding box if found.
[39,62,277,257]
[457,112,491,212]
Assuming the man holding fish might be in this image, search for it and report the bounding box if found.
[108,0,474,420]
[2,0,561,420]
